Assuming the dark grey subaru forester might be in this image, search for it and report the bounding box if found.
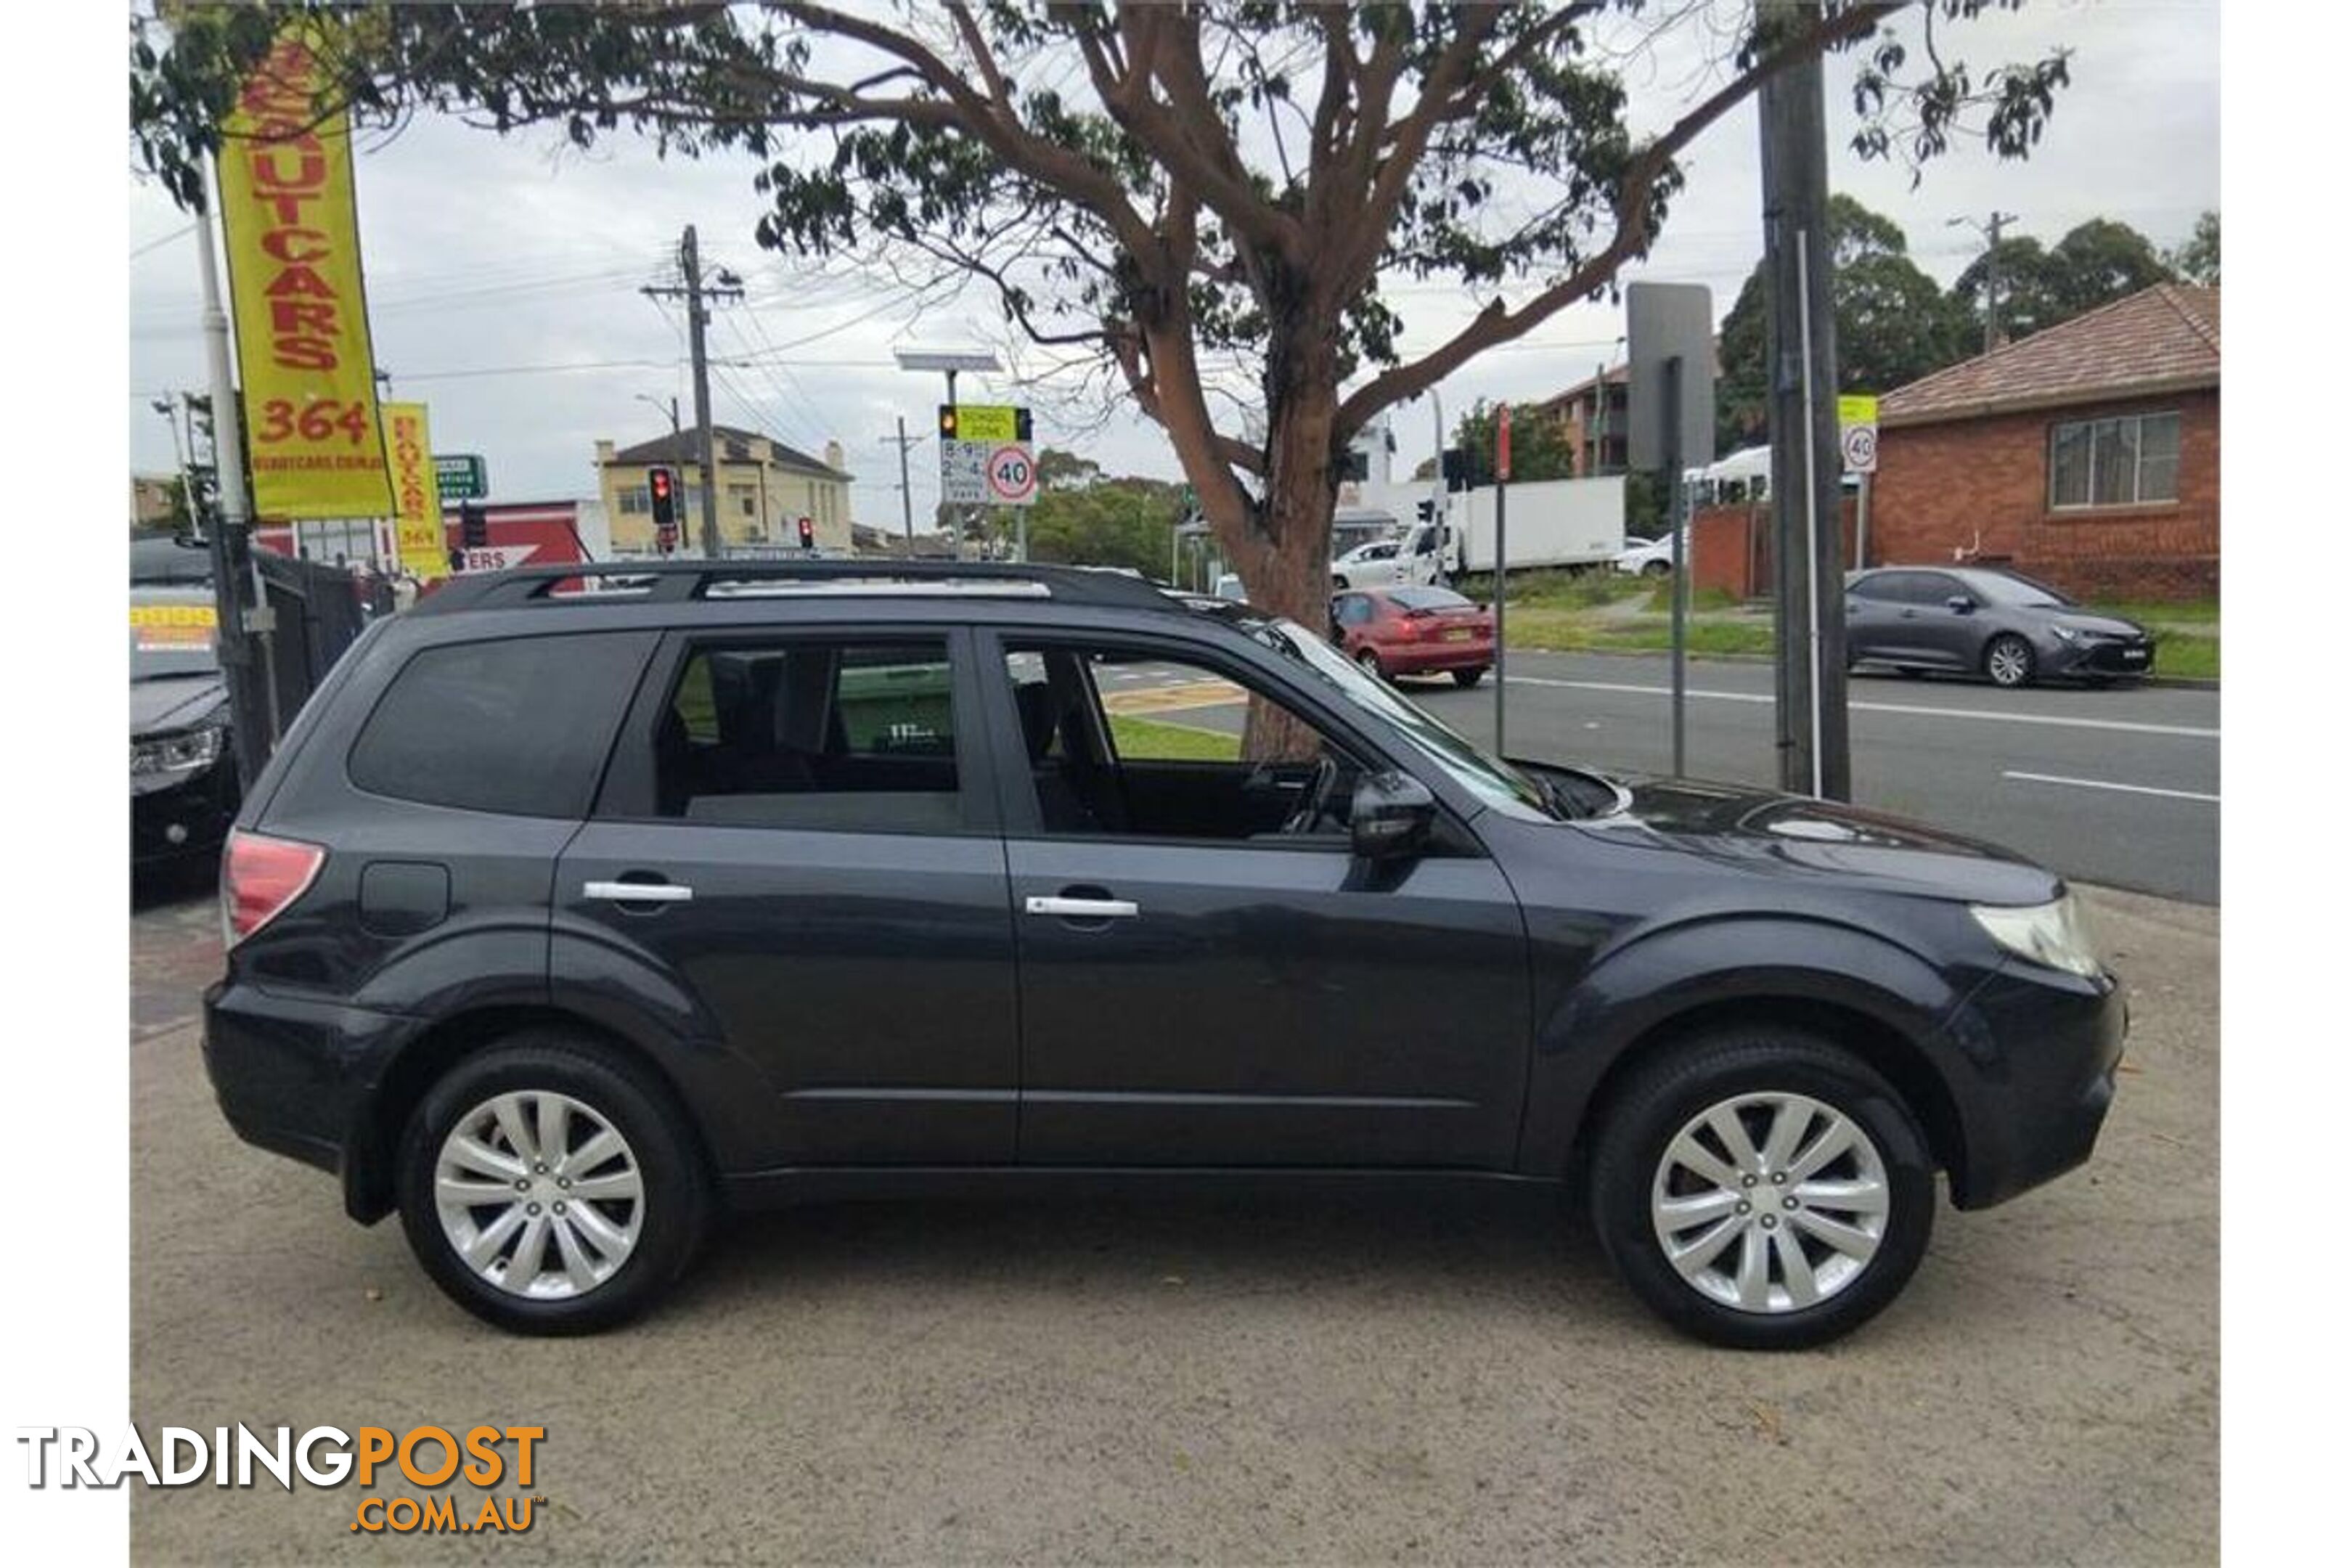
[204,560,2123,1348]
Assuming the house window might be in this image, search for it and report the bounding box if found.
[2049,412,2181,509]
[618,486,649,515]
[731,484,758,518]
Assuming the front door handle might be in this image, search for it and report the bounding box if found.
[584,880,694,904]
[1025,894,1139,919]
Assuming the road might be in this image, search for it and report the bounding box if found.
[128,883,2217,1563]
[1127,651,2220,904]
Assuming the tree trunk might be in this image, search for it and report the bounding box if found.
[1231,370,1341,761]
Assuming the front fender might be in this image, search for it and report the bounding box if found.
[1515,914,1975,1177]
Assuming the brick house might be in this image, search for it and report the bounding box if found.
[1531,364,1630,475]
[1872,283,2218,600]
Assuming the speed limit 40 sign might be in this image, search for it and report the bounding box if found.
[1837,393,1879,475]
[986,442,1038,506]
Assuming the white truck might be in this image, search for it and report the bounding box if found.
[1447,475,1625,576]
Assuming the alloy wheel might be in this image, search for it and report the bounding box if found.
[1986,635,2033,687]
[433,1090,645,1300]
[1649,1090,1890,1315]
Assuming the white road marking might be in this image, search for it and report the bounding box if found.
[1500,675,2218,740]
[2001,770,2219,804]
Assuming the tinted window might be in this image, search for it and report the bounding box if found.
[349,633,654,817]
[1848,573,1903,602]
[650,639,961,831]
[1335,595,1376,626]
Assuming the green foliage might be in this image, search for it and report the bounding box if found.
[2168,211,2219,288]
[1451,399,1580,485]
[1023,462,1183,579]
[1716,195,1974,453]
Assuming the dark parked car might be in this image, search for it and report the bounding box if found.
[205,560,2123,1348]
[131,584,240,867]
[1331,585,1495,686]
[1845,565,2154,687]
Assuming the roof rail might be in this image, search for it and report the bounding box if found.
[412,558,1183,616]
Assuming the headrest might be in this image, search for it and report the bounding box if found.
[775,649,836,756]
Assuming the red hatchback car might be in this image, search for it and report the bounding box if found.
[1331,585,1496,686]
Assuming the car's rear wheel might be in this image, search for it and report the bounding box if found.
[1355,647,1385,680]
[1642,560,1672,578]
[1588,1028,1935,1350]
[1452,667,1486,687]
[1984,633,2036,688]
[396,1029,711,1335]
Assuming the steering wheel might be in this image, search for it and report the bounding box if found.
[1280,754,1342,836]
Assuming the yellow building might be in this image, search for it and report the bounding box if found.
[595,426,855,554]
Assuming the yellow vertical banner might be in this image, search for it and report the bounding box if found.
[383,403,447,581]
[218,16,393,519]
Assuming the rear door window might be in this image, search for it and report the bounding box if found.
[347,632,657,817]
[632,637,970,833]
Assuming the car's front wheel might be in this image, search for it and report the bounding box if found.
[396,1029,711,1335]
[1355,647,1385,680]
[1984,633,2036,689]
[1588,1028,1935,1349]
[1642,560,1672,578]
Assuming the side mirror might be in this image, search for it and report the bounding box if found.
[1351,771,1437,861]
[1945,595,1977,613]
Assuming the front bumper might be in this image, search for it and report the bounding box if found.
[203,979,416,1220]
[2049,635,2155,679]
[1945,962,2128,1209]
[131,759,240,865]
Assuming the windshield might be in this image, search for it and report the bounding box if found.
[1969,571,2078,610]
[130,597,220,681]
[1248,617,1559,820]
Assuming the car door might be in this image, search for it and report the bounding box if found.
[979,628,1532,1170]
[1844,573,1901,661]
[553,625,1019,1166]
[1908,571,1980,669]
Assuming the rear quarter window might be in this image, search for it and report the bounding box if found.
[346,632,657,817]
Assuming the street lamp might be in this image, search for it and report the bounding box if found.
[635,393,682,440]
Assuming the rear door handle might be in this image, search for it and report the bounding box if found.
[1025,895,1139,919]
[584,880,694,903]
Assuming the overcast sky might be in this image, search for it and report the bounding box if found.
[126,0,2218,523]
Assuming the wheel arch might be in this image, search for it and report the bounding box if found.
[347,1003,720,1225]
[1568,993,1968,1193]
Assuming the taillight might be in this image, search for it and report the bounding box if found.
[220,829,325,950]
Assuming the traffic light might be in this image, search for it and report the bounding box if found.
[648,466,677,527]
[937,405,957,440]
[459,502,488,550]
[797,515,815,550]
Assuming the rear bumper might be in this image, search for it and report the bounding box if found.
[1946,963,2128,1209]
[203,979,414,1219]
[1381,640,1494,674]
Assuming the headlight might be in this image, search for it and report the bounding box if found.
[1971,891,2103,978]
[131,724,226,778]
[2049,624,2080,643]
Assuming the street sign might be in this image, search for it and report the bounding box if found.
[435,454,489,499]
[938,404,1032,444]
[987,443,1038,506]
[1625,282,1716,471]
[1837,394,1879,474]
[940,438,989,505]
[1496,404,1512,482]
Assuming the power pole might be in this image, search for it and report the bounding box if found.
[641,226,741,559]
[880,418,920,550]
[1951,210,2019,354]
[1757,0,1850,800]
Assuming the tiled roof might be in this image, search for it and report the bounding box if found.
[609,425,849,479]
[1882,284,2218,426]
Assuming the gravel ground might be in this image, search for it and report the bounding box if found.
[129,883,2216,1564]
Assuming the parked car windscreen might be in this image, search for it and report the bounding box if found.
[130,590,221,681]
[1963,570,2078,610]
[1246,616,1560,822]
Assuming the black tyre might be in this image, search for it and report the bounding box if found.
[1984,632,2036,689]
[1451,666,1487,688]
[396,1029,711,1335]
[1355,646,1385,681]
[1642,560,1672,578]
[1588,1028,1935,1350]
